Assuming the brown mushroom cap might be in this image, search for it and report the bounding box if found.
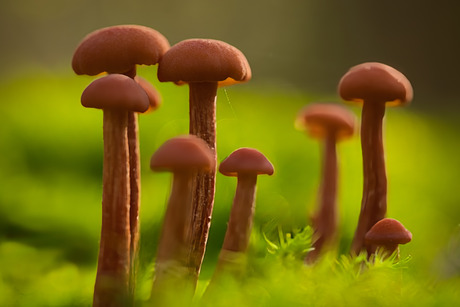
[219,148,274,177]
[81,74,150,112]
[157,39,251,84]
[365,218,412,246]
[297,103,356,141]
[338,62,413,107]
[150,135,215,173]
[72,25,170,76]
[134,76,162,112]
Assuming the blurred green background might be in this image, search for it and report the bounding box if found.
[1,0,460,306]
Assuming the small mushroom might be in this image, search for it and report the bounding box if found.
[157,38,251,282]
[149,135,214,298]
[296,103,356,264]
[364,218,412,259]
[81,74,150,307]
[216,148,274,273]
[72,25,169,297]
[338,62,413,255]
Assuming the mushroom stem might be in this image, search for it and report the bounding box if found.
[368,243,399,259]
[351,101,387,254]
[94,109,131,307]
[222,174,257,252]
[127,110,140,298]
[307,131,338,263]
[121,66,141,299]
[188,81,218,282]
[153,172,194,289]
[211,174,257,283]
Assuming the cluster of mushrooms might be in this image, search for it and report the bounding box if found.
[72,25,413,306]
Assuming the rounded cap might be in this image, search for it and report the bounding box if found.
[158,39,251,85]
[219,148,274,177]
[81,74,150,112]
[296,103,356,141]
[72,25,170,76]
[338,62,413,107]
[150,135,215,173]
[134,76,161,112]
[365,218,412,246]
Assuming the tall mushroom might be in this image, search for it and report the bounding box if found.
[364,218,412,259]
[216,148,274,274]
[149,136,214,300]
[72,24,169,295]
[296,103,356,264]
[81,74,150,306]
[157,38,251,282]
[338,62,413,255]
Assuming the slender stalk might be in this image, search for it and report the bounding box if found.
[187,81,218,284]
[351,101,387,254]
[127,111,140,300]
[122,67,141,301]
[93,109,131,307]
[222,175,257,252]
[151,172,194,298]
[306,132,338,263]
[211,174,257,285]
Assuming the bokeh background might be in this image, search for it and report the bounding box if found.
[1,0,460,305]
[2,0,460,108]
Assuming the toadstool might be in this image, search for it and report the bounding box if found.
[157,38,251,282]
[81,74,150,306]
[364,218,412,259]
[338,62,413,255]
[216,148,274,273]
[149,135,214,299]
[296,103,356,264]
[72,24,169,297]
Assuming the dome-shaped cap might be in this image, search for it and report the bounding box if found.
[296,103,356,141]
[219,148,274,177]
[134,76,161,112]
[365,218,412,245]
[158,39,251,84]
[338,62,413,107]
[81,74,150,112]
[150,135,215,172]
[72,25,170,76]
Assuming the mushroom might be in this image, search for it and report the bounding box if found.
[72,24,169,296]
[296,103,356,264]
[157,38,251,281]
[81,74,150,306]
[216,148,274,273]
[364,218,412,259]
[338,62,413,255]
[149,136,214,298]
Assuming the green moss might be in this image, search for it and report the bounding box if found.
[0,70,459,305]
